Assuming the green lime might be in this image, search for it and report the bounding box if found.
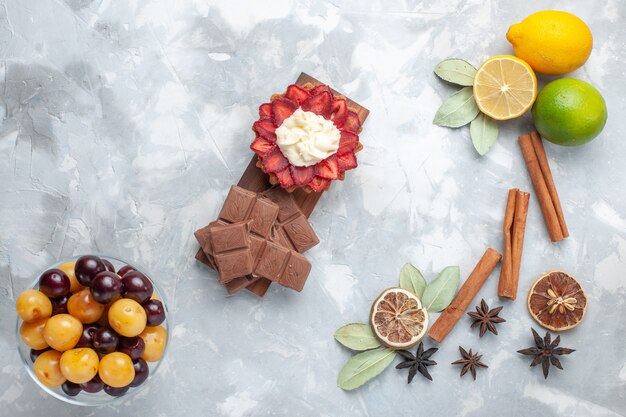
[532,78,607,146]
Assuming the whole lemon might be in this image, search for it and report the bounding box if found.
[532,78,607,146]
[506,10,592,75]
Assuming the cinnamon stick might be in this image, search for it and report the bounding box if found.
[499,189,517,296]
[428,248,502,343]
[511,191,529,293]
[529,131,569,238]
[498,189,530,300]
[519,132,567,242]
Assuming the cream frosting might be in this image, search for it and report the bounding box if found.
[275,109,340,167]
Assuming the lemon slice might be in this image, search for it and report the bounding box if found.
[369,288,428,350]
[473,55,537,120]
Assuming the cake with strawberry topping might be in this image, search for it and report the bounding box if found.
[250,83,363,193]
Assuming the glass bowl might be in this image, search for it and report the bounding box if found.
[15,255,170,406]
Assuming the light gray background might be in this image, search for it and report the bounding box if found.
[0,0,624,416]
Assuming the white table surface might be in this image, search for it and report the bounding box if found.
[0,0,624,416]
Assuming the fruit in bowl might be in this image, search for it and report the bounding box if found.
[16,255,168,405]
[250,82,363,193]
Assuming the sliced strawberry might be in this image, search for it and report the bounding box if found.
[274,167,295,189]
[289,165,315,186]
[259,103,272,118]
[310,85,332,96]
[329,98,348,128]
[285,85,310,105]
[271,98,298,127]
[301,91,332,117]
[337,152,358,171]
[253,120,277,141]
[308,176,330,193]
[315,155,339,180]
[262,149,289,173]
[342,111,361,134]
[250,136,276,157]
[337,131,359,155]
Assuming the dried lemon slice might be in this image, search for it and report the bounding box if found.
[369,288,429,350]
[473,55,537,120]
[527,270,587,331]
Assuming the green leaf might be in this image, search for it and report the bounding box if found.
[434,58,477,86]
[433,87,479,128]
[334,323,381,351]
[399,263,427,299]
[337,347,396,391]
[470,113,499,155]
[422,266,460,312]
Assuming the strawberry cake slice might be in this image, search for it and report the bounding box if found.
[250,83,363,193]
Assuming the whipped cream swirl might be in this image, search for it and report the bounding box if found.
[275,109,340,167]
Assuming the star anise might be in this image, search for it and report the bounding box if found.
[451,346,488,380]
[395,342,438,383]
[467,299,506,337]
[517,328,576,379]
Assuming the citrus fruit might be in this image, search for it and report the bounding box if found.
[473,55,537,120]
[527,271,587,331]
[369,288,428,350]
[532,78,607,146]
[506,10,592,75]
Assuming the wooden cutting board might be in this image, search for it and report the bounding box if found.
[197,73,370,296]
[237,72,370,218]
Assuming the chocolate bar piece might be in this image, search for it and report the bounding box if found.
[207,206,312,292]
[262,187,319,252]
[246,278,272,297]
[194,185,319,295]
[211,222,250,252]
[219,186,257,223]
[209,222,254,283]
[224,275,261,295]
[254,243,311,292]
[195,247,214,268]
[249,198,280,237]
[195,185,280,263]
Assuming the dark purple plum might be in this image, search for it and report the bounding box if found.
[143,299,165,326]
[121,271,153,303]
[75,324,99,348]
[80,375,105,393]
[117,265,135,277]
[104,385,129,397]
[75,255,106,287]
[38,269,70,298]
[30,348,50,363]
[51,294,70,315]
[130,358,149,387]
[90,271,123,304]
[92,327,119,354]
[62,381,81,397]
[102,259,115,272]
